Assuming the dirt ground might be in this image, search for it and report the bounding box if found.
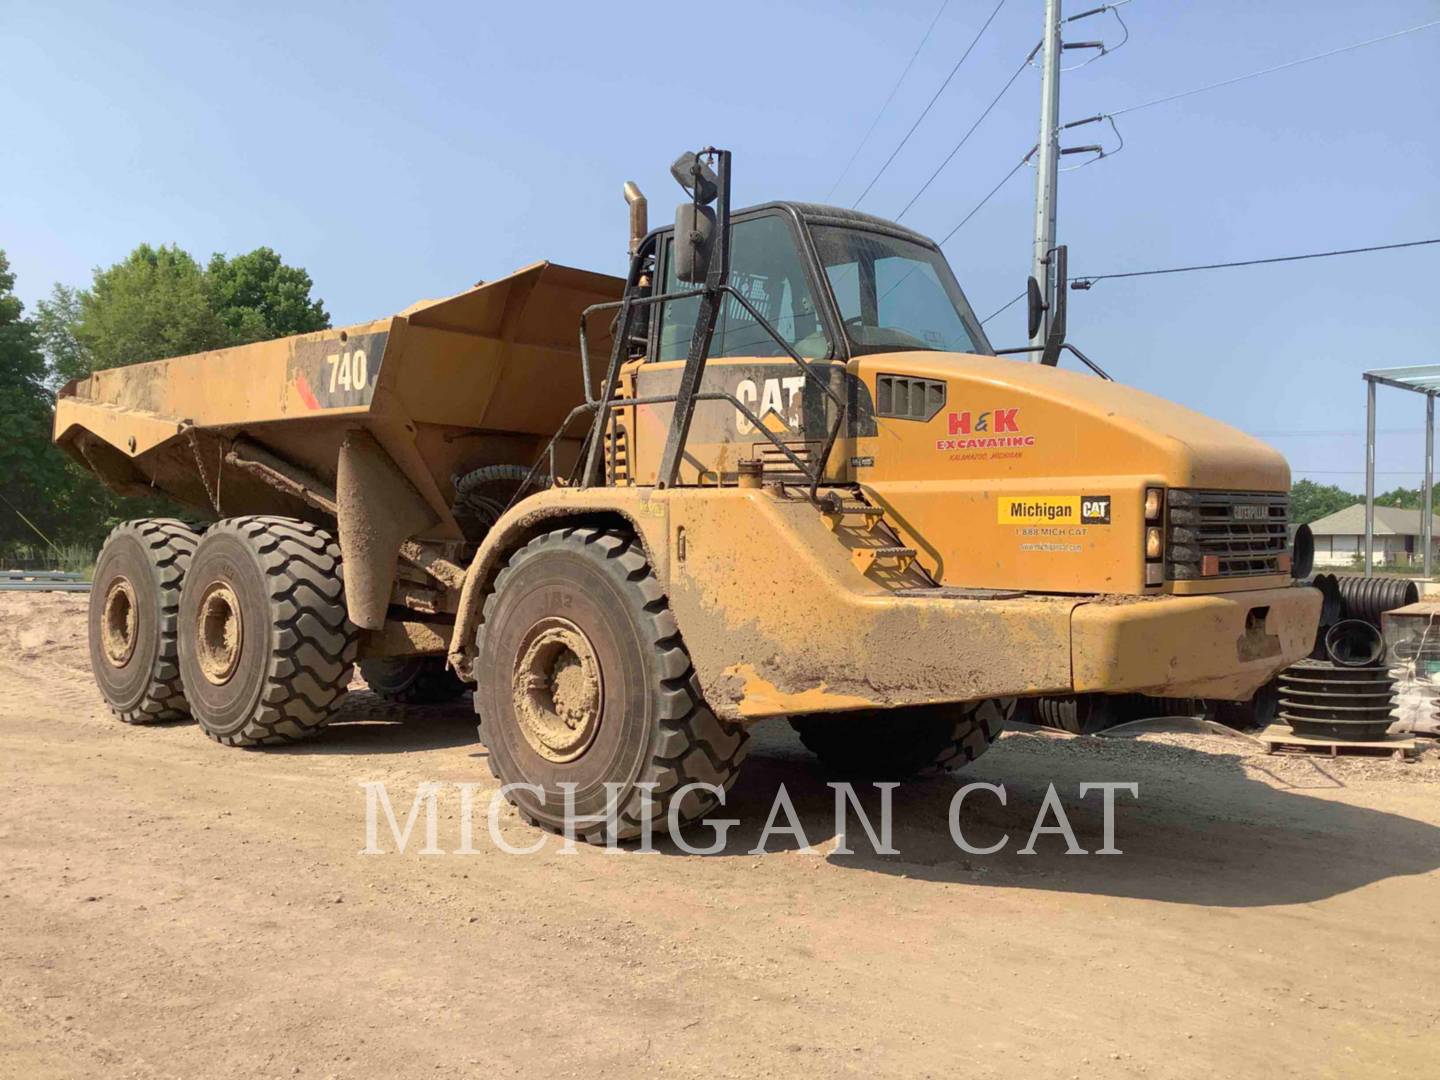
[3,592,1439,1079]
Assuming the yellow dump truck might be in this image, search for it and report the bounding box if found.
[55,147,1320,840]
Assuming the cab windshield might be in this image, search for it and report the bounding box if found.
[811,226,987,355]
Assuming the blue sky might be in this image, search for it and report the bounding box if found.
[4,0,1437,490]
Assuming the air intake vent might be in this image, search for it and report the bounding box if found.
[876,374,945,422]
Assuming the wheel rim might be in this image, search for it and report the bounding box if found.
[195,582,244,685]
[511,617,603,763]
[100,576,139,667]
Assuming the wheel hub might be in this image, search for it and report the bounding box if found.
[512,617,603,763]
[195,582,244,685]
[100,577,138,667]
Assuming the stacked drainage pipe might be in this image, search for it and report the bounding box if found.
[1277,619,1396,740]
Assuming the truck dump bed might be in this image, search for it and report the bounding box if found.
[53,260,622,538]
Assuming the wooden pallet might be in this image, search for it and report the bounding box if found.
[1256,723,1420,759]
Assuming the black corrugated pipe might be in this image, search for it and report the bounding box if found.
[1332,575,1419,628]
[1323,619,1386,667]
[1307,573,1344,627]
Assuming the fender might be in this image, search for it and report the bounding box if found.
[447,487,671,677]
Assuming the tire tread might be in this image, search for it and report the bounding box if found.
[97,518,199,725]
[478,527,750,843]
[191,516,358,747]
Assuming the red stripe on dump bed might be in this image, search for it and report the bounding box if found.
[295,372,320,410]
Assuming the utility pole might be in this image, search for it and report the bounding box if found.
[1029,0,1063,350]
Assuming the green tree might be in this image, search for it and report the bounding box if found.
[66,244,229,372]
[207,246,329,343]
[36,243,330,380]
[1290,479,1359,525]
[0,250,76,547]
[33,282,89,386]
[1371,484,1440,510]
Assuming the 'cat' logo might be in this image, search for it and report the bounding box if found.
[735,376,806,435]
[948,408,1019,435]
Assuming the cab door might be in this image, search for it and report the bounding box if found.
[631,211,850,486]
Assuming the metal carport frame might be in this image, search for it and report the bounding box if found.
[1362,365,1440,577]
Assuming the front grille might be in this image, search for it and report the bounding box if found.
[1166,489,1289,579]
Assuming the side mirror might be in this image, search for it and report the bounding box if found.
[1026,275,1045,340]
[673,203,716,284]
[670,152,719,205]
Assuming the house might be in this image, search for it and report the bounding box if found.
[1307,503,1440,567]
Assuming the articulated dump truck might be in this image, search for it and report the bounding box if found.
[55,148,1320,840]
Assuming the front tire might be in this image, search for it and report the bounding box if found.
[178,516,357,746]
[475,527,749,843]
[359,656,468,705]
[88,519,199,724]
[792,699,1012,779]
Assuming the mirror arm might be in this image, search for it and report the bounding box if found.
[656,149,732,489]
[1038,245,1068,367]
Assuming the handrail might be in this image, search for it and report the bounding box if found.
[995,342,1112,380]
[573,282,849,501]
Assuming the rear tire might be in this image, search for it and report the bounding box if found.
[475,526,749,843]
[792,699,1012,779]
[178,516,358,746]
[88,519,199,724]
[359,656,468,705]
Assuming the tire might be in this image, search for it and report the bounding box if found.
[88,518,199,724]
[475,526,749,843]
[359,656,468,705]
[1034,693,1118,735]
[1212,678,1280,732]
[452,464,546,544]
[792,699,1012,779]
[178,516,358,746]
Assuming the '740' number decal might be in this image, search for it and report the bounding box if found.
[288,330,387,409]
[326,349,369,392]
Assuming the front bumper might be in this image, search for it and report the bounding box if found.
[1071,585,1321,701]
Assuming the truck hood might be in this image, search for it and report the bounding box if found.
[859,351,1290,491]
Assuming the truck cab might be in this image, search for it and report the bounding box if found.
[614,199,1296,602]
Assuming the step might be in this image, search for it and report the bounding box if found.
[820,497,877,514]
[851,545,918,574]
[871,546,916,559]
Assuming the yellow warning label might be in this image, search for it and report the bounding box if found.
[998,496,1081,524]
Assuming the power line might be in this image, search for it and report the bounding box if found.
[981,291,1026,324]
[937,148,1033,246]
[896,49,1036,221]
[851,0,1010,209]
[826,0,952,202]
[1071,238,1440,288]
[1111,18,1440,117]
[1252,428,1425,438]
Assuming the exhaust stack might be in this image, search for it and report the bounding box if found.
[623,181,647,255]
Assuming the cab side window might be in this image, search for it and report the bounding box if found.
[655,214,831,361]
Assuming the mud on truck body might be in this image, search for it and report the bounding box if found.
[55,148,1320,840]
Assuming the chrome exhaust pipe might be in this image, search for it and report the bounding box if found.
[623,181,647,255]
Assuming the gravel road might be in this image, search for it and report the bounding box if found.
[3,592,1438,1078]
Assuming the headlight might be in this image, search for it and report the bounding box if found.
[1145,527,1164,560]
[1144,487,1164,521]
